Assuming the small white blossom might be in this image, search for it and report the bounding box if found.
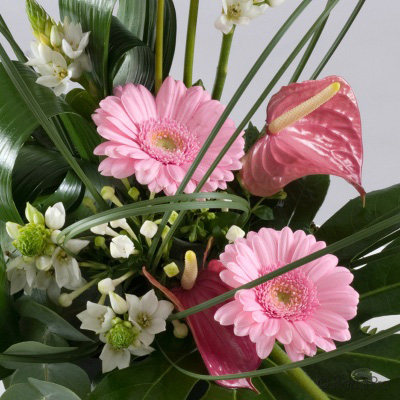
[226,225,245,243]
[6,222,21,240]
[62,17,90,60]
[35,255,52,271]
[99,342,153,373]
[215,0,268,34]
[98,278,115,295]
[140,220,158,239]
[266,0,286,6]
[52,247,84,289]
[110,219,137,239]
[126,290,174,346]
[45,202,66,230]
[109,292,129,314]
[77,301,115,334]
[110,235,135,259]
[6,257,36,295]
[90,223,118,237]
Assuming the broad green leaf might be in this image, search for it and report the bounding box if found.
[65,88,98,122]
[117,0,177,79]
[19,318,69,348]
[0,251,20,352]
[14,296,91,342]
[59,0,118,97]
[271,175,330,231]
[0,61,103,223]
[316,184,400,264]
[253,205,274,221]
[109,16,155,90]
[305,336,400,399]
[29,378,81,400]
[0,383,42,400]
[10,363,90,398]
[350,238,400,330]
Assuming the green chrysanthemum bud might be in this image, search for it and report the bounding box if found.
[13,223,49,257]
[107,320,139,350]
[26,0,56,45]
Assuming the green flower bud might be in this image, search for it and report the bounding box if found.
[13,223,49,257]
[163,262,179,278]
[101,186,116,201]
[25,202,44,225]
[128,187,140,201]
[6,222,21,240]
[207,212,216,220]
[43,243,56,256]
[26,0,55,43]
[168,211,179,225]
[82,197,97,214]
[107,320,139,350]
[94,236,106,249]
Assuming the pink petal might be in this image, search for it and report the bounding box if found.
[312,309,349,330]
[155,77,186,119]
[255,335,275,359]
[241,76,364,198]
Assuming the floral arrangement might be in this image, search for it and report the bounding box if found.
[0,0,399,399]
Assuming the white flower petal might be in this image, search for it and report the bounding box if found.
[139,289,159,315]
[45,202,66,230]
[145,317,166,335]
[36,75,60,88]
[64,239,89,254]
[153,300,174,320]
[214,14,233,34]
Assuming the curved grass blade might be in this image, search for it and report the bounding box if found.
[160,323,400,381]
[170,210,400,320]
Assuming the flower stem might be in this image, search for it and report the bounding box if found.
[113,270,135,286]
[269,344,329,400]
[155,0,165,94]
[212,26,235,101]
[183,0,200,87]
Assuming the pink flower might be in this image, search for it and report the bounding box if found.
[240,76,365,198]
[93,77,245,195]
[143,265,261,391]
[214,227,359,361]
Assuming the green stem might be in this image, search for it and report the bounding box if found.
[269,345,329,400]
[183,0,200,87]
[155,0,165,93]
[212,26,235,100]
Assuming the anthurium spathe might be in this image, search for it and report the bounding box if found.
[240,76,365,198]
[143,254,261,391]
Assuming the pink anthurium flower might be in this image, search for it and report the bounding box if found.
[240,76,365,199]
[143,257,261,391]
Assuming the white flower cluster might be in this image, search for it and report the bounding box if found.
[215,0,286,34]
[90,218,138,259]
[6,202,88,303]
[77,290,174,373]
[27,17,91,95]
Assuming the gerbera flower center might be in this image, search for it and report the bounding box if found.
[255,264,320,321]
[138,118,199,165]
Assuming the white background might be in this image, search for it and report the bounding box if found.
[1,0,400,394]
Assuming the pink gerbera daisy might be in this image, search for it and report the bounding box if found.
[214,227,359,361]
[92,77,245,195]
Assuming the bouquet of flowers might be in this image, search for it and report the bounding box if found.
[0,0,398,399]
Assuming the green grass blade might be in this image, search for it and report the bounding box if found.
[0,15,27,63]
[0,43,107,211]
[160,323,400,381]
[310,0,366,79]
[170,210,400,320]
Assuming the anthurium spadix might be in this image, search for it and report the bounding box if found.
[143,254,261,391]
[240,76,365,199]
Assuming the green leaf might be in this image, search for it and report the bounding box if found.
[109,16,155,90]
[65,88,98,122]
[116,0,177,78]
[244,123,263,153]
[88,347,199,400]
[15,296,91,342]
[19,318,69,348]
[59,0,118,97]
[28,378,81,400]
[350,238,400,330]
[253,205,274,221]
[0,251,20,352]
[272,175,330,231]
[10,363,90,399]
[203,377,277,399]
[305,336,400,399]
[316,184,400,264]
[0,383,43,400]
